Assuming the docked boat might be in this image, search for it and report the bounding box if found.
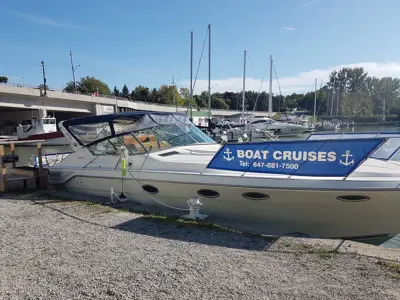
[3,109,68,146]
[45,111,400,238]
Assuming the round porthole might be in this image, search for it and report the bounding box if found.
[242,192,269,201]
[337,195,370,202]
[197,189,220,198]
[142,185,159,194]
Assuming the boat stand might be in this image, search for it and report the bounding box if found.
[181,197,208,220]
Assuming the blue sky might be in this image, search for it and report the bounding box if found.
[1,0,400,95]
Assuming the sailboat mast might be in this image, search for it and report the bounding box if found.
[313,78,317,123]
[330,78,335,117]
[268,55,273,116]
[241,50,247,124]
[207,24,211,121]
[189,30,193,121]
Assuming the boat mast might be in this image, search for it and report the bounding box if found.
[330,77,335,117]
[241,50,247,124]
[268,55,273,116]
[189,30,193,122]
[207,24,211,121]
[313,78,317,124]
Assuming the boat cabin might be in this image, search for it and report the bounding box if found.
[16,116,57,139]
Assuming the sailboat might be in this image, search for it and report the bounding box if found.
[43,110,400,239]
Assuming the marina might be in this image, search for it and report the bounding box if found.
[2,2,400,298]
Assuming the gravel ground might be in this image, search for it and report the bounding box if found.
[0,193,399,300]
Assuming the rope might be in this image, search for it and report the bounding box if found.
[192,28,208,93]
[127,169,189,211]
[273,61,283,110]
[252,58,269,112]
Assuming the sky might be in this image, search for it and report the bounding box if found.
[1,0,400,96]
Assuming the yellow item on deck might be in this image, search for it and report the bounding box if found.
[121,158,127,176]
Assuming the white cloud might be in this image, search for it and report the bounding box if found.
[319,7,344,12]
[8,10,87,30]
[185,61,400,96]
[282,27,296,31]
[298,0,318,8]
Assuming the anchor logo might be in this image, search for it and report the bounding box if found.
[383,142,394,153]
[339,150,355,166]
[223,148,234,161]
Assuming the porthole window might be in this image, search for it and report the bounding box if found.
[197,189,220,198]
[242,192,269,201]
[337,195,370,202]
[142,185,159,194]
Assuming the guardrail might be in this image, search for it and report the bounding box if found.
[0,82,243,113]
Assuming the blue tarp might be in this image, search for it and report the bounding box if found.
[207,138,385,176]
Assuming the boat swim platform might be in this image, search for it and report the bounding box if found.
[0,140,48,192]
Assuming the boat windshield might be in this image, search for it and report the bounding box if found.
[307,132,400,162]
[66,112,215,156]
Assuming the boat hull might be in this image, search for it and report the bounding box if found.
[50,171,400,238]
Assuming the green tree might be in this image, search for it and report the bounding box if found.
[113,86,120,97]
[0,76,8,84]
[158,85,181,105]
[134,85,150,102]
[149,88,160,103]
[121,84,130,99]
[63,76,111,95]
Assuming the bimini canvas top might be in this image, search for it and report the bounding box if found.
[62,111,188,127]
[60,111,214,147]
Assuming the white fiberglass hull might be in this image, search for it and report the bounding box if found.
[48,166,400,238]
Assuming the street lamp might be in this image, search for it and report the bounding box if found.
[41,61,47,96]
[69,50,80,93]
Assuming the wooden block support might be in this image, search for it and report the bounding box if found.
[0,145,6,192]
[10,142,16,168]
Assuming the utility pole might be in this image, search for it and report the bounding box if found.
[189,30,193,122]
[41,61,47,96]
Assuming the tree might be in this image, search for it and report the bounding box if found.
[63,76,111,95]
[158,85,181,105]
[113,86,120,97]
[134,85,150,102]
[149,88,160,103]
[121,84,130,99]
[0,76,8,84]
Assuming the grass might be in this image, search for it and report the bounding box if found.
[291,242,338,259]
[377,260,400,279]
[25,190,276,241]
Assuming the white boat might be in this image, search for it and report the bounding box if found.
[246,117,308,137]
[45,111,400,238]
[316,120,340,131]
[4,110,68,146]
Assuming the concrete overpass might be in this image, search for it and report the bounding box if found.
[0,84,273,118]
